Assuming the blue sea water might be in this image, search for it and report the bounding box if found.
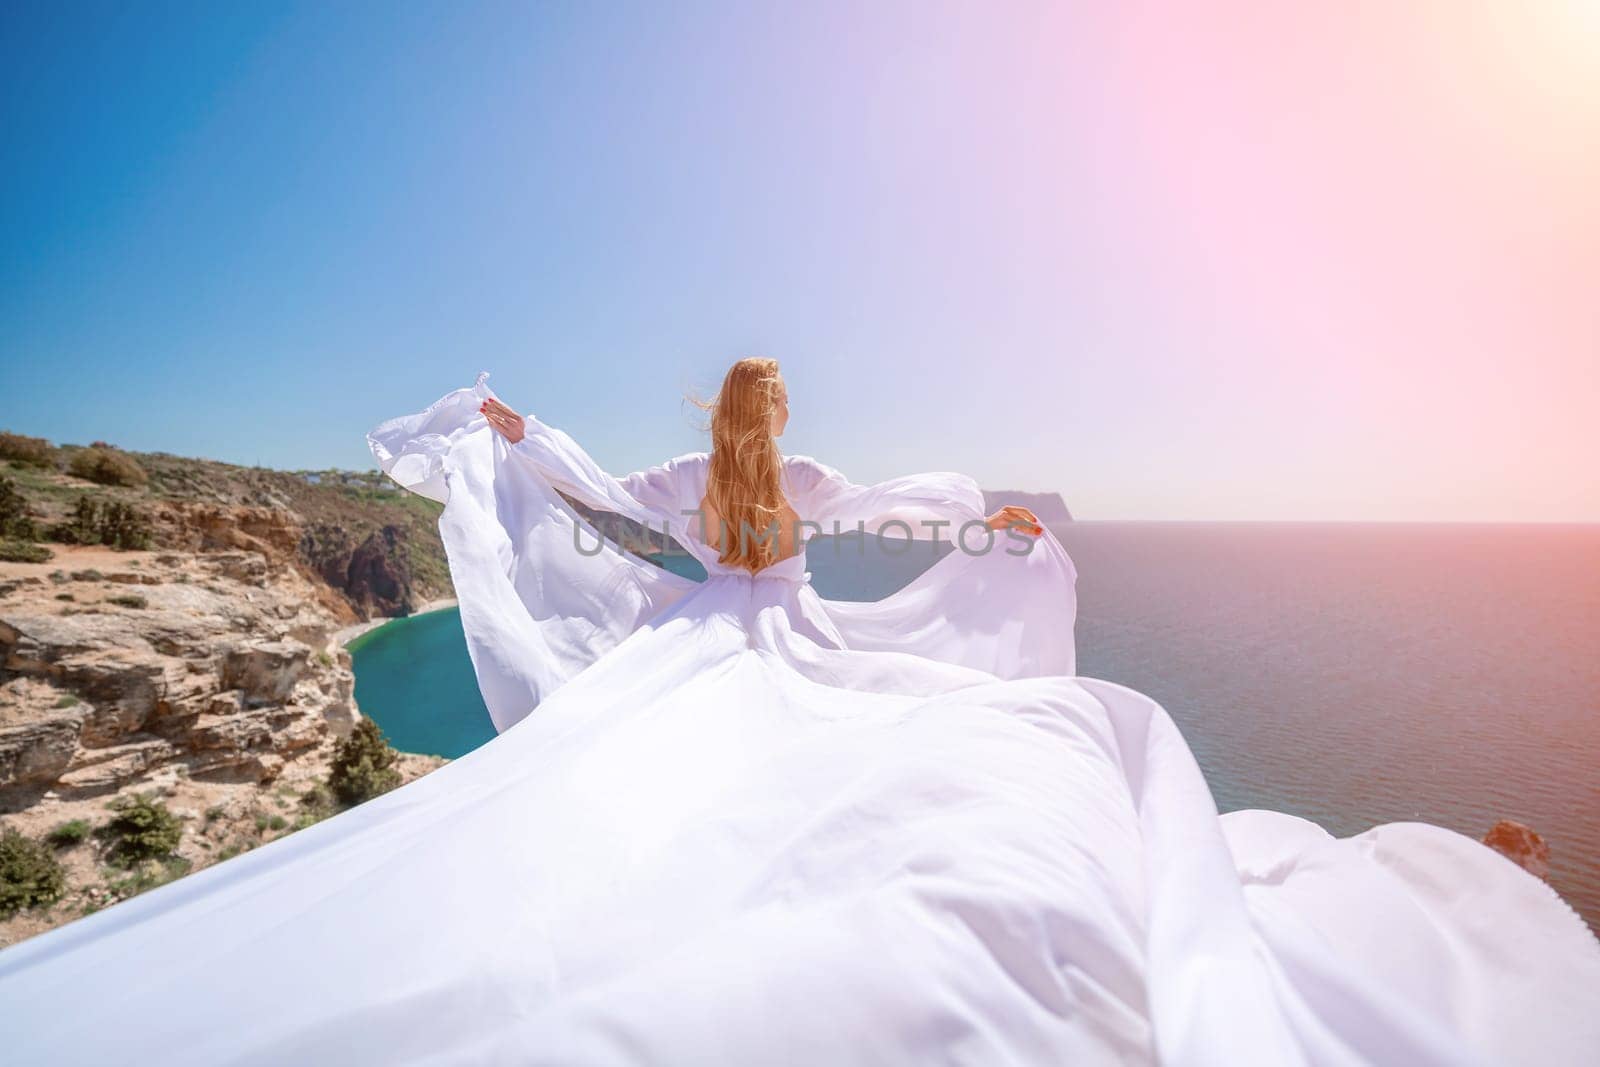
[347,608,494,760]
[350,522,1600,933]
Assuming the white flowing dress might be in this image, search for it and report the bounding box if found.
[2,374,1597,1066]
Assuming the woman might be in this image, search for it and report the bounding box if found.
[2,359,1596,1065]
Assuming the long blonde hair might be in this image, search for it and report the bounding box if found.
[698,357,785,572]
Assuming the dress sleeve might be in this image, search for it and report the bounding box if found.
[510,414,699,528]
[785,455,988,538]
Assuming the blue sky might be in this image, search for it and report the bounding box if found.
[2,2,1595,519]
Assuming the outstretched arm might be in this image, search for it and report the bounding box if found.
[786,455,1041,541]
[482,396,692,526]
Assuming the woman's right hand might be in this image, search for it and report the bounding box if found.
[481,396,526,443]
[986,505,1043,537]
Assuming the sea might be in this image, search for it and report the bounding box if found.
[350,522,1600,934]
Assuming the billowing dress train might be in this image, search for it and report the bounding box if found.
[2,374,1597,1065]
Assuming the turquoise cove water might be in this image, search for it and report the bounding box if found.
[347,608,495,759]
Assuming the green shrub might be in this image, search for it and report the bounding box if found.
[98,794,182,867]
[53,496,101,545]
[46,819,91,847]
[0,431,54,468]
[0,476,39,539]
[0,539,52,563]
[101,500,152,549]
[328,718,401,806]
[67,447,148,488]
[105,856,191,901]
[49,497,152,550]
[54,694,81,708]
[0,827,67,917]
[108,593,148,610]
[291,784,335,832]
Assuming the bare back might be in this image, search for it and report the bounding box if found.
[694,493,804,568]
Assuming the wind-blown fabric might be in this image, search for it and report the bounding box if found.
[2,374,1596,1066]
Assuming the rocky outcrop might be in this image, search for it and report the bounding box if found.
[220,639,312,705]
[0,702,82,791]
[0,546,359,810]
[344,527,416,618]
[300,522,417,620]
[0,445,455,947]
[152,502,302,561]
[16,456,450,626]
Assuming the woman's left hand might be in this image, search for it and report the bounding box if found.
[986,505,1043,537]
[481,397,526,443]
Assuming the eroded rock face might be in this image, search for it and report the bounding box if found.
[0,716,83,786]
[56,737,177,793]
[1483,819,1551,880]
[300,522,416,620]
[0,547,360,809]
[155,502,302,562]
[221,640,311,705]
[346,527,415,618]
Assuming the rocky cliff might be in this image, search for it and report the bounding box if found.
[0,435,460,803]
[0,436,453,944]
[0,545,360,808]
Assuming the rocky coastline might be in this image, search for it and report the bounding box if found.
[0,436,453,946]
[333,596,460,647]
